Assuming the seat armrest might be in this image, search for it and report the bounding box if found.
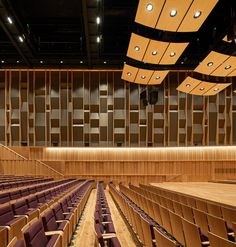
[102,233,116,239]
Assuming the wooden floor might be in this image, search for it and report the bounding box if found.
[151,182,236,207]
[70,188,136,247]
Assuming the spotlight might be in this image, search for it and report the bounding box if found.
[186,84,191,88]
[170,9,177,17]
[134,46,140,51]
[7,17,13,24]
[207,62,213,67]
[225,65,231,70]
[146,4,153,12]
[199,87,205,91]
[170,52,176,57]
[194,11,202,18]
[152,51,157,55]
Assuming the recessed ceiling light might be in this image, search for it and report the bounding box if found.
[60,60,63,64]
[18,36,24,43]
[7,17,13,24]
[123,61,126,64]
[141,75,146,79]
[170,52,176,57]
[96,17,101,25]
[155,76,160,80]
[1,60,5,63]
[40,60,43,64]
[199,87,205,91]
[16,60,20,63]
[80,61,83,64]
[170,9,177,17]
[186,84,191,88]
[127,72,132,76]
[207,62,213,67]
[214,88,219,91]
[152,51,157,56]
[97,36,100,43]
[146,3,153,12]
[194,11,202,19]
[104,61,107,64]
[225,65,231,70]
[134,46,140,51]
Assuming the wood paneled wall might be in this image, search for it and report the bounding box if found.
[0,69,235,147]
[0,145,63,179]
[10,146,236,184]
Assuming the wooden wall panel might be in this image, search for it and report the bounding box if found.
[8,146,236,183]
[0,70,235,147]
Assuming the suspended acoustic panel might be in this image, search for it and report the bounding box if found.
[228,69,236,77]
[135,0,218,32]
[211,56,236,77]
[126,33,150,62]
[127,33,189,64]
[121,64,138,82]
[156,0,193,32]
[177,76,231,96]
[148,71,169,85]
[194,51,236,77]
[178,0,219,32]
[135,0,165,28]
[121,64,169,85]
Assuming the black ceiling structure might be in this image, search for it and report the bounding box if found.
[0,0,235,69]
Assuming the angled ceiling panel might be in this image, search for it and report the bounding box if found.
[121,64,168,85]
[177,76,231,95]
[148,70,169,85]
[121,64,139,82]
[194,51,230,75]
[135,0,165,28]
[190,81,216,95]
[126,33,149,62]
[228,69,236,77]
[155,0,193,32]
[211,56,236,77]
[143,40,169,64]
[178,0,219,32]
[177,76,202,93]
[135,69,154,84]
[159,42,189,64]
[206,83,231,95]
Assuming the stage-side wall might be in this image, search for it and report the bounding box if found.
[11,146,236,184]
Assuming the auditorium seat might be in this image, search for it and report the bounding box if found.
[0,204,27,244]
[208,232,236,247]
[23,218,61,247]
[182,218,209,247]
[169,210,186,246]
[12,200,39,222]
[207,203,222,218]
[26,195,47,214]
[207,214,234,241]
[154,228,179,247]
[192,208,209,237]
[41,209,69,247]
[222,207,236,231]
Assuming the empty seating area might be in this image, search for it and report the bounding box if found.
[0,176,95,247]
[111,182,236,247]
[94,182,121,247]
[109,182,181,247]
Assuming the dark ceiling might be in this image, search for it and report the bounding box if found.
[0,0,235,69]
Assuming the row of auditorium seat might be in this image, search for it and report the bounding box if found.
[0,179,73,204]
[0,177,53,191]
[94,182,121,247]
[138,185,236,243]
[109,182,180,247]
[121,183,236,247]
[6,180,95,247]
[0,179,89,247]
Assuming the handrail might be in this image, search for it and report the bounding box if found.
[0,144,27,160]
[35,159,64,177]
[0,144,64,178]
